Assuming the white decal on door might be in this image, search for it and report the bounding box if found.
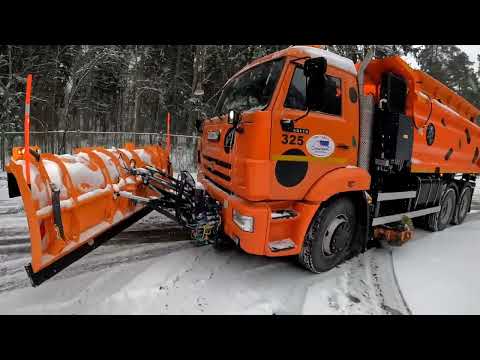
[306,135,335,158]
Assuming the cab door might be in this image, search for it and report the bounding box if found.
[270,60,360,200]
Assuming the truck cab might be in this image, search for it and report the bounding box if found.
[197,46,371,262]
[198,45,480,273]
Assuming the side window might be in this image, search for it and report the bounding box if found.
[284,67,307,111]
[284,66,342,116]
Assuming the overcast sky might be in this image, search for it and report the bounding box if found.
[402,45,480,71]
[458,45,480,71]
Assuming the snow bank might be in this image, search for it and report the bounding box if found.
[392,210,480,315]
[0,242,402,315]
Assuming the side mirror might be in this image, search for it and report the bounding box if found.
[281,119,294,132]
[304,57,328,110]
[228,109,241,126]
[304,57,327,78]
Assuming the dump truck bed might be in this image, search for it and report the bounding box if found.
[361,56,480,174]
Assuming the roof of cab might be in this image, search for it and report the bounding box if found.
[229,46,357,82]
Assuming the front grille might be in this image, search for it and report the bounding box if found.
[203,155,231,169]
[205,175,233,195]
[203,154,232,183]
[206,166,231,181]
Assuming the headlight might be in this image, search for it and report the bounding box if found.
[233,209,254,232]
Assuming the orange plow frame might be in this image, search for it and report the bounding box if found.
[6,143,172,286]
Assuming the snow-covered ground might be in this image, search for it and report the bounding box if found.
[391,186,480,315]
[0,171,479,314]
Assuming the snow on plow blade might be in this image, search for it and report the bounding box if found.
[5,143,172,287]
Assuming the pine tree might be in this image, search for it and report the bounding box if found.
[415,45,480,108]
[3,44,474,138]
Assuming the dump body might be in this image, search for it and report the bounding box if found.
[360,56,480,174]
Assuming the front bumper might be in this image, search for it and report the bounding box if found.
[198,172,319,257]
[199,173,270,255]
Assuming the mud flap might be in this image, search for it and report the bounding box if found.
[350,191,372,257]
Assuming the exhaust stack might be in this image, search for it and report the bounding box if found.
[357,49,375,171]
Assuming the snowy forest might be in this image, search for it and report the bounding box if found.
[0,45,479,136]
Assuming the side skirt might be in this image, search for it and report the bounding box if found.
[372,206,440,226]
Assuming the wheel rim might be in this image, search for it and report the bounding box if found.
[439,189,455,225]
[322,214,352,257]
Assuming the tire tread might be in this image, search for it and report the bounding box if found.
[299,197,356,273]
[426,185,456,232]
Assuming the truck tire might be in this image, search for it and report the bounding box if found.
[299,197,357,273]
[213,232,234,250]
[452,185,473,225]
[413,216,427,229]
[426,185,457,232]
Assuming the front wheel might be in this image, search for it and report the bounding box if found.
[299,197,357,273]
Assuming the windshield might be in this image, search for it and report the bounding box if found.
[215,58,285,115]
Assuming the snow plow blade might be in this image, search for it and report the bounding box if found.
[6,143,172,287]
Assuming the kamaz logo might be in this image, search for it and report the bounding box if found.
[286,128,309,134]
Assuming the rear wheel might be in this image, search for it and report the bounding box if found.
[452,185,473,225]
[426,184,457,232]
[299,197,357,273]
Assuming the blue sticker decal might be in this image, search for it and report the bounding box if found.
[306,135,335,158]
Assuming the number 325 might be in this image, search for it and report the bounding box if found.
[281,134,304,145]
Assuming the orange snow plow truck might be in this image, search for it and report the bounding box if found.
[6,45,480,286]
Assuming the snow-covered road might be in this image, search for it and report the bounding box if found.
[390,188,480,315]
[0,239,409,315]
[0,171,478,314]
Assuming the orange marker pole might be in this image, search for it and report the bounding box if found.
[24,74,33,185]
[166,112,171,153]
